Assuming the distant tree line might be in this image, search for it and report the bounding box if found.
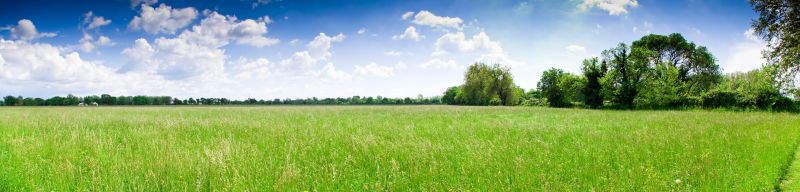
[443,33,798,111]
[0,94,442,106]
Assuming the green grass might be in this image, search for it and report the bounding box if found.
[0,106,799,191]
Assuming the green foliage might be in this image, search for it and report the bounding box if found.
[602,43,647,108]
[538,68,569,107]
[582,58,607,108]
[751,0,800,80]
[441,86,460,105]
[455,63,522,106]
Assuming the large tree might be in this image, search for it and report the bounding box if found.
[582,57,607,108]
[631,33,721,96]
[538,68,569,107]
[457,63,521,106]
[602,43,648,109]
[751,0,800,80]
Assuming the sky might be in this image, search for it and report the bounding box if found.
[0,0,767,99]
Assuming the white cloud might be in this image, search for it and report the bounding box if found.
[420,58,458,69]
[412,10,463,30]
[357,28,366,35]
[131,0,157,8]
[289,39,300,46]
[83,11,112,30]
[565,45,586,54]
[128,4,198,34]
[8,19,55,41]
[434,31,502,55]
[392,26,422,41]
[279,33,345,73]
[433,31,523,67]
[120,38,157,73]
[177,11,279,48]
[306,33,345,60]
[78,33,114,53]
[401,11,414,20]
[0,39,115,82]
[579,0,639,15]
[744,28,760,42]
[316,63,351,81]
[354,62,397,77]
[722,29,767,72]
[384,51,402,56]
[228,57,271,79]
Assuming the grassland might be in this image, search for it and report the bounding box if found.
[0,106,799,191]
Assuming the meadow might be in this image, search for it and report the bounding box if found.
[0,106,799,191]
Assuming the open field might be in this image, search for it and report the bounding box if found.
[0,106,799,191]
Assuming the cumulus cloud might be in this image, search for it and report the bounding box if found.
[128,4,198,34]
[7,19,55,41]
[579,0,639,15]
[228,57,271,79]
[420,58,458,69]
[357,28,366,35]
[433,31,523,67]
[0,39,115,82]
[434,31,502,55]
[316,63,351,81]
[412,10,463,30]
[83,11,112,30]
[565,45,586,54]
[392,26,422,41]
[175,11,279,48]
[278,33,346,77]
[120,38,157,73]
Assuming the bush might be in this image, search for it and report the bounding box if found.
[701,90,738,108]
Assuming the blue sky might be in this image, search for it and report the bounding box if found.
[0,0,767,99]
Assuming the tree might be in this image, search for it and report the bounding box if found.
[456,63,521,106]
[442,86,460,105]
[582,57,607,108]
[751,0,800,81]
[538,68,570,107]
[602,43,648,109]
[3,95,20,106]
[631,33,721,97]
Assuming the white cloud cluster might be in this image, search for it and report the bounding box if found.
[79,33,114,52]
[579,0,639,15]
[0,39,115,82]
[128,4,198,34]
[79,12,115,53]
[228,57,271,80]
[392,26,422,41]
[121,10,279,80]
[411,10,463,30]
[401,12,414,20]
[179,12,279,48]
[433,31,522,67]
[7,19,55,41]
[83,11,112,30]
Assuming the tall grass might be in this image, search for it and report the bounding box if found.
[0,106,798,190]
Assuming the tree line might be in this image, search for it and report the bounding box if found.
[0,94,442,106]
[442,33,797,111]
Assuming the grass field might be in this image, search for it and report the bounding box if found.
[0,106,799,191]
